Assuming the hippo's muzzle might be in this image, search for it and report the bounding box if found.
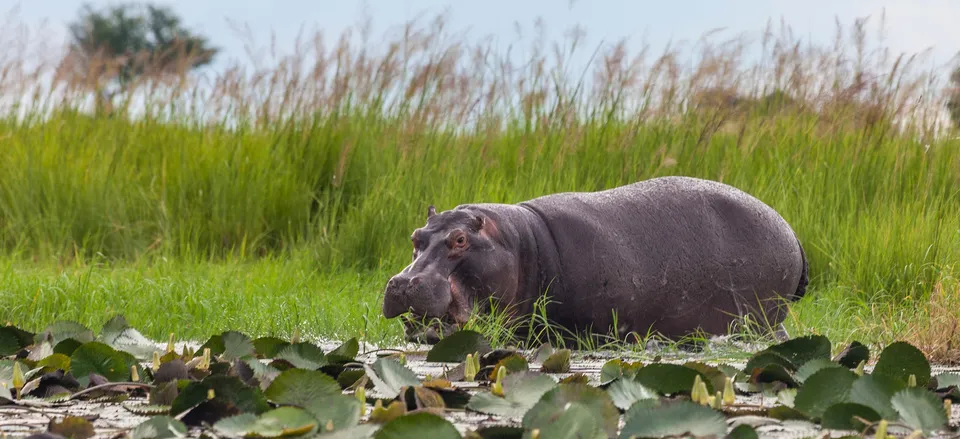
[382,271,462,343]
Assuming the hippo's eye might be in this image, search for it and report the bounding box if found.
[454,235,467,248]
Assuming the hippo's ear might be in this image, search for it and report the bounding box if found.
[471,214,485,232]
[427,205,437,219]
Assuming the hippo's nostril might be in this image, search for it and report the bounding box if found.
[410,276,420,286]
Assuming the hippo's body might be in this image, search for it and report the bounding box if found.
[382,176,808,343]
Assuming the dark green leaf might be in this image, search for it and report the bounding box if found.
[872,341,931,387]
[253,337,290,359]
[70,341,131,386]
[426,330,491,363]
[54,339,84,357]
[725,424,759,439]
[743,350,796,376]
[337,369,367,390]
[327,338,360,363]
[620,399,727,438]
[471,426,525,439]
[850,374,905,420]
[764,335,831,369]
[169,375,270,423]
[833,341,870,369]
[374,412,461,439]
[793,367,858,419]
[0,327,26,357]
[821,403,881,431]
[198,334,225,357]
[890,387,948,434]
[317,425,378,439]
[635,363,711,395]
[264,369,342,407]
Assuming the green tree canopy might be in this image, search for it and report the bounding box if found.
[59,2,219,114]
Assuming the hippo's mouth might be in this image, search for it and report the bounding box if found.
[401,314,461,344]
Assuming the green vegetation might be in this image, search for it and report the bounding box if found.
[1,12,959,358]
[1,318,958,437]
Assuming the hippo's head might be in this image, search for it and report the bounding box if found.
[382,205,518,344]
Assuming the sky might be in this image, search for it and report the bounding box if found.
[7,0,960,76]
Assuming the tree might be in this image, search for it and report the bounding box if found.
[58,2,218,115]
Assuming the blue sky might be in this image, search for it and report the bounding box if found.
[8,0,960,76]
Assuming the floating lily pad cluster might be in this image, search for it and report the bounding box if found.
[1,316,958,438]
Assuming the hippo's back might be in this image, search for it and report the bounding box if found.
[518,176,804,337]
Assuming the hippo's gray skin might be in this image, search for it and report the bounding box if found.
[382,176,808,345]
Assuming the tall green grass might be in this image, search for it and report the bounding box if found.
[1,14,959,351]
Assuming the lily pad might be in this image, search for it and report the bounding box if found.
[522,383,619,438]
[765,335,831,369]
[794,358,842,384]
[264,369,342,407]
[725,424,759,439]
[820,403,881,431]
[36,321,95,347]
[606,377,658,411]
[425,330,491,363]
[540,349,571,373]
[0,326,28,357]
[98,315,155,357]
[833,341,870,369]
[276,343,327,370]
[466,372,558,418]
[890,387,948,434]
[849,374,905,420]
[70,341,133,386]
[170,375,270,425]
[221,331,257,362]
[599,359,642,385]
[523,401,606,439]
[304,394,362,433]
[253,337,291,359]
[872,341,931,387]
[214,407,319,438]
[363,357,420,399]
[37,353,71,373]
[634,363,711,395]
[374,412,461,439]
[48,416,96,439]
[793,367,858,419]
[619,399,727,438]
[327,338,360,363]
[130,416,188,439]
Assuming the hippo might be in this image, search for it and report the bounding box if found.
[381,176,809,345]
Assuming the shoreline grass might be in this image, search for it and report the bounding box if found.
[1,13,959,361]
